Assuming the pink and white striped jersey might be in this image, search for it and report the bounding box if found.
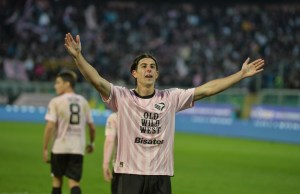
[103,84,195,176]
[45,93,94,155]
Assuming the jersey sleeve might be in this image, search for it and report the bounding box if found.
[101,83,125,112]
[45,99,57,122]
[170,88,195,112]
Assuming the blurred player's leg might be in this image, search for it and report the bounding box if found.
[51,187,61,194]
[52,176,62,194]
[69,179,81,194]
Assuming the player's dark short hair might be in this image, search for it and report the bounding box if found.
[130,53,158,73]
[57,70,77,88]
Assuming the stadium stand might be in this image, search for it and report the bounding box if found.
[13,93,55,107]
[1,0,299,91]
[0,0,299,120]
[258,89,300,107]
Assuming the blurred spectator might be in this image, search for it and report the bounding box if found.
[1,0,299,90]
[4,58,28,81]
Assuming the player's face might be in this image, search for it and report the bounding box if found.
[132,58,158,87]
[54,77,68,95]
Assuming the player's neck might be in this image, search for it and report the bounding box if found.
[64,88,74,94]
[135,86,155,97]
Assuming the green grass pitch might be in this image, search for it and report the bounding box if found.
[0,121,300,194]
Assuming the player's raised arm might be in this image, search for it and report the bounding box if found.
[64,33,111,99]
[193,58,265,101]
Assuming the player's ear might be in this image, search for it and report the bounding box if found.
[155,70,159,79]
[132,70,138,78]
[65,81,71,88]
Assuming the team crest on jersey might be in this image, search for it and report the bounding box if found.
[154,102,166,111]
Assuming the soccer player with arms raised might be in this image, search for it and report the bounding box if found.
[64,33,264,194]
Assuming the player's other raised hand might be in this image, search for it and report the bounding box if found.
[241,57,265,78]
[64,33,81,58]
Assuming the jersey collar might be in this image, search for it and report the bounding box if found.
[133,90,155,99]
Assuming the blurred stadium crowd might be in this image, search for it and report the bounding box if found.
[1,0,299,90]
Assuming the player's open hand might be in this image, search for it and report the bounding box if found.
[43,149,50,163]
[241,58,265,78]
[86,144,94,154]
[103,165,113,182]
[64,33,81,58]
